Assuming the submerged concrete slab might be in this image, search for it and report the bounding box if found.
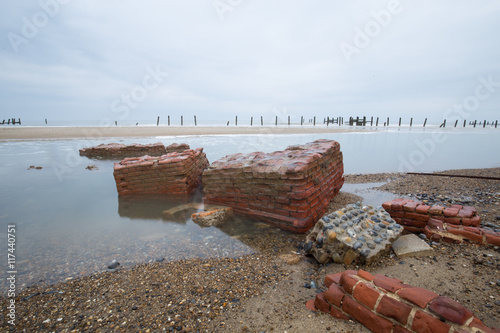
[392,234,433,258]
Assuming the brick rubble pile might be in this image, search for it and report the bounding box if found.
[202,139,344,233]
[80,142,168,158]
[308,269,500,333]
[383,199,500,246]
[113,148,209,197]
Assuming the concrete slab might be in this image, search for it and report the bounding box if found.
[392,234,433,258]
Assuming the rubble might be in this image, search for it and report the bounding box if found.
[307,269,500,333]
[191,206,234,227]
[304,203,404,265]
[202,139,344,233]
[383,199,500,246]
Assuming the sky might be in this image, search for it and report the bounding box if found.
[1,0,499,126]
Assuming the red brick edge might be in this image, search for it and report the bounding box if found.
[307,270,500,333]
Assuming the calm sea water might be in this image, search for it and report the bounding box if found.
[0,127,499,291]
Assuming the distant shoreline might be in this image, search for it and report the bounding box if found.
[0,125,368,140]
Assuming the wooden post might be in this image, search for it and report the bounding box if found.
[289,116,291,126]
[376,117,379,126]
[463,119,466,127]
[251,117,253,126]
[387,117,390,126]
[301,116,303,125]
[45,119,47,124]
[157,116,160,126]
[18,118,21,125]
[168,115,170,126]
[227,121,229,126]
[370,116,373,126]
[423,118,427,127]
[483,120,486,128]
[363,116,366,126]
[495,120,498,128]
[454,120,458,127]
[399,117,401,127]
[261,116,263,126]
[194,115,197,126]
[410,118,413,127]
[275,116,278,126]
[473,120,477,127]
[235,116,238,126]
[115,121,117,126]
[313,116,316,126]
[181,116,183,126]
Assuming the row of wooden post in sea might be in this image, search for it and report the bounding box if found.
[0,118,21,125]
[150,115,498,128]
[4,116,498,128]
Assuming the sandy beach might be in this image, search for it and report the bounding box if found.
[0,126,363,140]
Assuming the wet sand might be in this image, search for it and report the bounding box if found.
[0,126,363,140]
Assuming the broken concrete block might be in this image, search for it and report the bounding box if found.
[191,206,234,227]
[304,203,404,265]
[202,139,344,233]
[391,234,433,258]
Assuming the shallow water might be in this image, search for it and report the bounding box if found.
[0,128,499,291]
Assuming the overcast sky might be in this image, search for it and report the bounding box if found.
[1,1,499,126]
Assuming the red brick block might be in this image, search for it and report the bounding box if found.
[450,204,463,209]
[388,210,405,218]
[324,284,345,308]
[457,209,474,218]
[330,306,350,320]
[314,293,330,313]
[415,204,431,214]
[403,201,421,212]
[447,228,483,243]
[305,299,316,311]
[443,207,460,217]
[391,201,406,211]
[428,296,473,325]
[342,295,394,333]
[428,205,445,215]
[485,233,500,246]
[397,287,438,308]
[412,310,450,333]
[428,218,445,231]
[403,226,425,234]
[393,326,412,333]
[340,272,359,294]
[357,269,375,281]
[373,275,406,293]
[444,217,462,225]
[404,212,430,222]
[399,219,427,228]
[353,282,380,310]
[469,316,500,333]
[376,295,412,325]
[382,201,393,211]
[462,215,481,227]
[325,273,342,288]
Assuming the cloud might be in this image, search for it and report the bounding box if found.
[1,0,499,125]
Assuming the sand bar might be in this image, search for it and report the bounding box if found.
[0,125,366,140]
